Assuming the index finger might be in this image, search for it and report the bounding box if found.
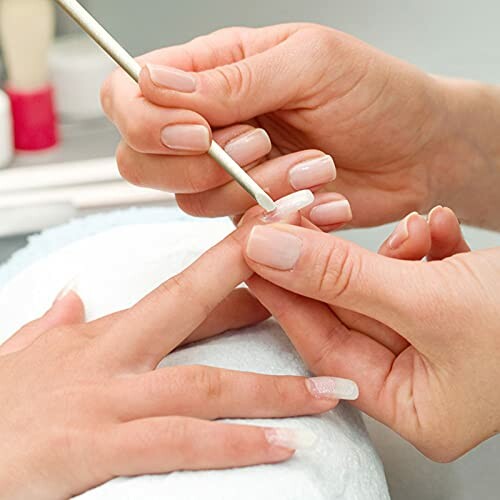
[98,192,312,368]
[105,228,252,368]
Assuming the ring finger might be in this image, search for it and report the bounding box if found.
[109,365,358,421]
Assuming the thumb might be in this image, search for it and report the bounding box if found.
[243,223,438,335]
[138,26,321,127]
[0,289,85,356]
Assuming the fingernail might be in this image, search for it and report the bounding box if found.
[262,190,315,223]
[289,155,336,190]
[309,199,352,226]
[246,225,302,270]
[306,377,359,401]
[146,64,197,93]
[265,427,318,450]
[388,212,418,250]
[224,129,272,166]
[53,278,78,304]
[161,124,211,152]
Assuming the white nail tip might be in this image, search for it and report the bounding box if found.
[266,427,318,450]
[262,190,315,222]
[256,191,277,213]
[54,276,78,303]
[306,377,359,401]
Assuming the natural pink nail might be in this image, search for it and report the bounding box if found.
[246,225,302,270]
[306,377,359,401]
[310,199,352,226]
[388,212,419,250]
[289,155,336,190]
[224,129,272,166]
[161,124,211,152]
[146,64,197,93]
[53,278,78,304]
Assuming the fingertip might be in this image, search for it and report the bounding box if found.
[427,206,470,259]
[428,205,460,239]
[379,212,431,260]
[50,290,85,325]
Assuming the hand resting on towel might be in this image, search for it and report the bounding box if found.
[0,213,358,500]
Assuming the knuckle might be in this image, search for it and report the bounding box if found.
[314,239,358,302]
[271,377,291,406]
[115,142,141,186]
[213,60,253,102]
[190,366,223,400]
[120,118,148,153]
[99,75,113,119]
[176,193,209,218]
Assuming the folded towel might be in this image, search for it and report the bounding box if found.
[0,208,389,500]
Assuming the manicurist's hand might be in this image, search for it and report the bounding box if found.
[241,206,500,462]
[0,220,358,500]
[101,23,500,228]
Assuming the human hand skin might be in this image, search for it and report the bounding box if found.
[0,217,362,500]
[240,205,500,462]
[101,24,500,229]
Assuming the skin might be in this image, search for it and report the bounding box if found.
[0,194,486,499]
[241,205,500,462]
[0,217,349,500]
[101,23,500,229]
[99,22,500,461]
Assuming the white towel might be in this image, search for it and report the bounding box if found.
[0,218,389,500]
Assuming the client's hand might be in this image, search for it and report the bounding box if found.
[0,223,354,500]
[242,206,500,462]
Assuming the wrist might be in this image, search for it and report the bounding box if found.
[430,77,500,229]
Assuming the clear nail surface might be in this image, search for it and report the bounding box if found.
[388,212,418,250]
[309,199,352,226]
[246,226,302,270]
[146,64,197,93]
[306,377,359,401]
[262,190,314,223]
[224,129,272,166]
[161,124,211,152]
[265,428,318,450]
[289,155,336,190]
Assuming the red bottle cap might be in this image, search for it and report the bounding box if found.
[5,84,59,151]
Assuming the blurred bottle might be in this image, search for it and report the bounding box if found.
[0,0,59,152]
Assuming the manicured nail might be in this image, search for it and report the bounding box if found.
[161,124,211,152]
[262,190,314,223]
[388,212,418,250]
[289,155,336,190]
[306,377,359,401]
[53,278,78,304]
[146,64,197,93]
[224,129,272,166]
[265,428,318,450]
[247,225,302,270]
[309,199,352,226]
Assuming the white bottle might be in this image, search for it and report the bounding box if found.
[0,89,13,169]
